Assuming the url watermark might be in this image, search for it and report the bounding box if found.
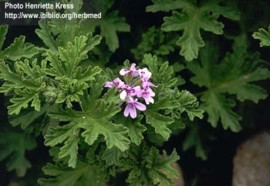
[5,12,102,20]
[0,1,103,25]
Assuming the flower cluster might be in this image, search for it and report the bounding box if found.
[105,63,156,118]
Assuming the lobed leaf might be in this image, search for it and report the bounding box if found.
[45,121,80,168]
[0,129,36,177]
[81,117,130,151]
[146,148,180,185]
[252,25,270,47]
[2,36,38,61]
[177,90,204,120]
[131,27,177,60]
[101,147,124,166]
[0,25,8,50]
[35,19,58,51]
[201,91,242,132]
[183,125,208,160]
[145,110,174,140]
[8,92,41,115]
[142,54,178,89]
[38,161,107,186]
[120,144,180,185]
[147,0,240,61]
[119,116,147,146]
[187,45,270,131]
[146,0,191,12]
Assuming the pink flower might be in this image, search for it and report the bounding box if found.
[120,85,141,100]
[104,78,124,89]
[138,67,152,81]
[124,97,146,118]
[119,63,139,77]
[137,87,155,105]
[142,80,156,89]
[105,63,156,118]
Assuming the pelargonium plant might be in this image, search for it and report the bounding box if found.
[1,0,270,185]
[105,63,156,118]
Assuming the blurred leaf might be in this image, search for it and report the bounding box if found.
[86,1,130,52]
[147,0,240,61]
[132,27,176,60]
[187,44,270,131]
[38,161,108,186]
[183,125,207,160]
[252,25,270,47]
[0,129,36,177]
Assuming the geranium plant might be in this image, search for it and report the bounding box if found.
[0,0,270,185]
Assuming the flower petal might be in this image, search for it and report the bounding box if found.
[135,102,146,111]
[104,82,114,88]
[119,69,128,76]
[120,90,127,100]
[124,104,131,117]
[129,106,137,118]
[146,97,154,104]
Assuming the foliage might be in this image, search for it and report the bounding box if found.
[0,129,36,177]
[146,0,240,61]
[1,0,270,185]
[187,44,270,132]
[83,0,130,52]
[253,25,270,47]
[131,27,177,60]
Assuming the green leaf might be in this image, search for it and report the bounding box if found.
[2,36,38,61]
[42,34,102,109]
[55,80,88,108]
[57,35,101,77]
[86,8,130,52]
[58,136,80,168]
[46,99,129,168]
[9,104,50,129]
[187,45,270,131]
[76,66,102,82]
[45,121,80,168]
[201,91,242,132]
[252,25,270,47]
[101,147,124,166]
[176,90,204,120]
[120,116,147,145]
[100,11,130,52]
[45,121,78,147]
[146,148,180,185]
[81,117,130,151]
[217,50,270,103]
[131,27,177,60]
[183,125,208,160]
[0,59,45,115]
[8,91,41,115]
[142,54,178,89]
[49,109,80,122]
[145,110,174,140]
[0,61,41,91]
[38,161,108,186]
[45,34,102,79]
[147,0,240,61]
[0,25,8,50]
[146,0,189,12]
[0,129,36,177]
[35,19,58,51]
[120,144,180,185]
